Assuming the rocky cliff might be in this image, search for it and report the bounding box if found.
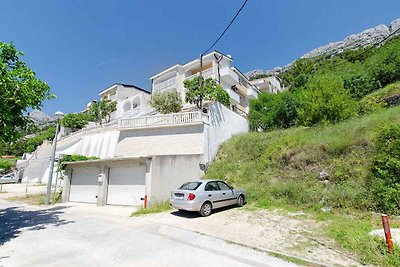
[246,17,400,79]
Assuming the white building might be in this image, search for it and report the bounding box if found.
[250,76,287,94]
[150,51,260,117]
[96,83,152,120]
[21,53,259,208]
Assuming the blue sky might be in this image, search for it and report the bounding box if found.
[1,0,399,115]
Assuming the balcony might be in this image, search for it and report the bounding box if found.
[153,77,176,92]
[220,67,239,86]
[185,68,214,81]
[226,88,241,104]
[247,87,259,99]
[118,111,206,129]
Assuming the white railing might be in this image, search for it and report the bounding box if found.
[119,111,204,128]
[153,77,176,92]
[185,68,214,81]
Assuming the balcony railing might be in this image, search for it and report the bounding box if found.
[153,77,176,92]
[185,68,214,81]
[118,111,205,129]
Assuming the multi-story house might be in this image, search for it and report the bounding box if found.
[150,51,260,116]
[250,76,287,94]
[97,83,152,120]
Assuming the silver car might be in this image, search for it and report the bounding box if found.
[170,179,246,216]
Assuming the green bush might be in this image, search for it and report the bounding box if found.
[369,124,400,215]
[296,74,357,126]
[151,91,183,114]
[343,74,381,99]
[249,92,298,131]
[58,154,100,170]
[61,113,89,131]
[0,159,15,174]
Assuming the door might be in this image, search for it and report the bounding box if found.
[107,165,146,206]
[204,181,223,208]
[69,167,99,204]
[217,181,236,206]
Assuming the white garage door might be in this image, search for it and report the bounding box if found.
[69,167,98,204]
[107,165,146,206]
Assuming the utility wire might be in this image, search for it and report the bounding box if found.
[201,0,249,56]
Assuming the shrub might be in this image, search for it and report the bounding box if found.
[369,124,400,215]
[0,159,15,174]
[249,92,298,131]
[296,74,357,126]
[343,74,381,99]
[151,90,182,114]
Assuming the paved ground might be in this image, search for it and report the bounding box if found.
[0,182,47,200]
[0,200,297,267]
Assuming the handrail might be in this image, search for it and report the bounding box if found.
[119,111,205,128]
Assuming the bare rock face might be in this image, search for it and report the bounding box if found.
[302,24,390,59]
[246,17,400,80]
[29,110,54,125]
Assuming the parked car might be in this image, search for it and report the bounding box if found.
[170,179,246,216]
[0,173,18,184]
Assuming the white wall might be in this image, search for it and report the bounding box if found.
[203,102,249,164]
[115,124,204,157]
[149,154,203,203]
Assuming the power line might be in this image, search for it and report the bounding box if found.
[201,0,249,56]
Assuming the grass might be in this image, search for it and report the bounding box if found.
[7,192,62,205]
[207,106,400,211]
[314,210,400,266]
[206,105,400,266]
[131,201,171,217]
[269,252,318,267]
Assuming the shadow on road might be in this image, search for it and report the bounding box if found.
[170,205,237,219]
[0,205,73,246]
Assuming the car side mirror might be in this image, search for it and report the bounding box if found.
[229,186,234,190]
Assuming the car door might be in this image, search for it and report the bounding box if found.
[217,181,236,207]
[204,181,222,208]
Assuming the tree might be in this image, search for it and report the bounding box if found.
[88,99,117,124]
[183,76,230,109]
[0,42,54,143]
[60,113,89,131]
[151,91,182,114]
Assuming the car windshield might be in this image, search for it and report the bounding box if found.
[179,182,202,190]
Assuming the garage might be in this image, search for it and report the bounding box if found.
[107,165,146,206]
[69,167,99,203]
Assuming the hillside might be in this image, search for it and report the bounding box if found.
[206,105,400,265]
[246,17,400,79]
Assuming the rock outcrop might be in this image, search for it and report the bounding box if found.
[246,17,400,80]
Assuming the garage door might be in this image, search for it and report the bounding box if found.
[69,167,98,204]
[107,165,146,206]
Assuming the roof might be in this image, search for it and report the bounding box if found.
[99,83,150,96]
[150,50,233,80]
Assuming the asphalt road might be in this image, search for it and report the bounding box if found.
[0,200,297,267]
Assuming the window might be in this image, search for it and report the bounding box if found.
[217,181,231,190]
[205,181,220,191]
[179,182,202,190]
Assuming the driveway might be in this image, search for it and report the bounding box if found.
[0,200,297,267]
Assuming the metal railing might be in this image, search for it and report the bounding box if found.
[119,111,204,128]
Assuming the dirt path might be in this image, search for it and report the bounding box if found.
[136,207,361,267]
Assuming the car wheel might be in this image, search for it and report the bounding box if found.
[237,195,244,207]
[199,202,212,217]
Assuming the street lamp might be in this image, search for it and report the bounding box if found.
[45,111,64,205]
